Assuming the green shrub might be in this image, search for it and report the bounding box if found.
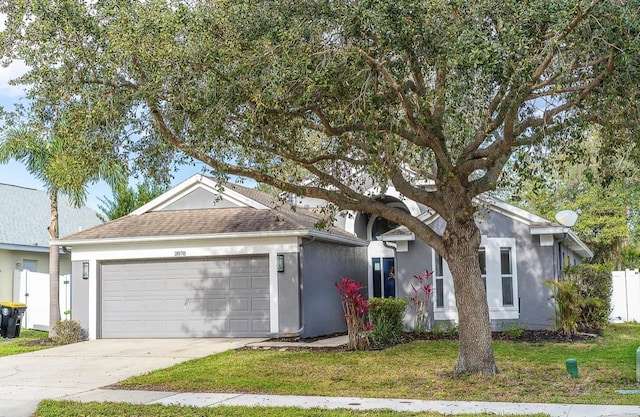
[52,320,86,345]
[368,298,407,344]
[621,246,640,269]
[545,278,583,335]
[564,263,612,329]
[432,321,459,337]
[501,322,524,339]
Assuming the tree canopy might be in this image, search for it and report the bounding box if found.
[2,0,639,375]
[98,180,169,221]
[508,131,640,268]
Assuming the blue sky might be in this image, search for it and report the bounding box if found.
[0,60,221,212]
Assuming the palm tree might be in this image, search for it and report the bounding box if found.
[0,125,126,336]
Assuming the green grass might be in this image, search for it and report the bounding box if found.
[34,401,550,417]
[0,329,52,356]
[114,324,640,405]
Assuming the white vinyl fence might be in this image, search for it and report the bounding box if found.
[610,269,640,323]
[12,270,71,331]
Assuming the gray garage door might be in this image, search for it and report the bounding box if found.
[100,256,270,338]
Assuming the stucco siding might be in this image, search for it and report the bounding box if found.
[160,187,240,211]
[277,252,301,334]
[477,210,556,329]
[395,239,433,329]
[71,260,90,334]
[0,250,14,301]
[353,213,368,239]
[0,249,71,301]
[301,241,367,338]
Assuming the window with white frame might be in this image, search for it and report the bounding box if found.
[500,247,514,306]
[433,237,518,322]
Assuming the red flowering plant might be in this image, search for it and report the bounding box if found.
[410,270,434,334]
[335,277,371,350]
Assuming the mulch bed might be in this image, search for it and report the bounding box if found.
[18,329,601,351]
[251,328,601,352]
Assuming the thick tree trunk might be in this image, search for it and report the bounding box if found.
[48,190,61,337]
[443,217,498,375]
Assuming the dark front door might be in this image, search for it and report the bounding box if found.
[372,257,395,298]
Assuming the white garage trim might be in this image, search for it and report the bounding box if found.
[269,251,279,333]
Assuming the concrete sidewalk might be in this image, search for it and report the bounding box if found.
[63,389,640,417]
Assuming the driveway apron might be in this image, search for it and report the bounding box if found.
[0,338,262,417]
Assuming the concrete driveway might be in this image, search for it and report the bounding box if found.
[0,338,263,417]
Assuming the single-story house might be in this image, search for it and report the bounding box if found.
[0,183,101,302]
[56,175,367,339]
[57,174,592,339]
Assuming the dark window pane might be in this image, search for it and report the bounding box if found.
[435,254,443,277]
[372,259,381,298]
[502,276,513,306]
[500,248,511,275]
[436,278,444,307]
[478,249,486,275]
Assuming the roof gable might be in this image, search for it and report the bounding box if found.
[484,198,550,226]
[130,175,270,215]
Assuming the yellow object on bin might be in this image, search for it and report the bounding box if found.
[0,302,27,308]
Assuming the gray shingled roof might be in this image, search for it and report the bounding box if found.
[223,182,358,237]
[61,207,309,240]
[0,183,102,247]
[58,181,361,243]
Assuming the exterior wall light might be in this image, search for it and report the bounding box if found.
[82,261,89,280]
[277,255,285,273]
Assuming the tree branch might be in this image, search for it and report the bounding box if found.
[517,52,614,135]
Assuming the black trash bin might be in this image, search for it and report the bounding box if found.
[0,302,27,338]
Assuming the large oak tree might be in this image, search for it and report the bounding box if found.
[2,0,638,374]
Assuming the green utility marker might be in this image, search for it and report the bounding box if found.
[565,358,579,378]
[637,347,640,383]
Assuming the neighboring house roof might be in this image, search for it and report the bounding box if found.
[0,183,101,252]
[57,175,365,246]
[380,196,593,258]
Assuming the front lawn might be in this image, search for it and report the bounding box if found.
[0,329,52,356]
[115,324,640,405]
[34,401,549,417]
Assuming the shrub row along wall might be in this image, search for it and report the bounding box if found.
[563,263,613,330]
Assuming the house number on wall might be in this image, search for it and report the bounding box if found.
[174,251,187,257]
